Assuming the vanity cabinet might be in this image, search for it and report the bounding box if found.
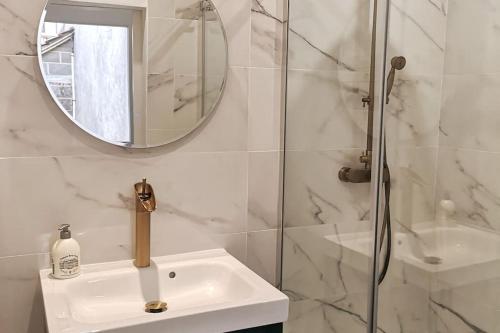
[229,323,283,333]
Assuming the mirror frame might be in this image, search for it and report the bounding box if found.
[37,0,229,148]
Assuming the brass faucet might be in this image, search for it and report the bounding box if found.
[134,178,156,268]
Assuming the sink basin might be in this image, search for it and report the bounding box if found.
[39,249,288,333]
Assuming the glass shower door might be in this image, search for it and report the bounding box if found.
[281,0,391,332]
[375,0,500,332]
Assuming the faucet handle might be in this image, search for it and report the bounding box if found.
[134,179,156,212]
[138,178,151,199]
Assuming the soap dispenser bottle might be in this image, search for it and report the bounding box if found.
[50,224,80,279]
[437,200,456,225]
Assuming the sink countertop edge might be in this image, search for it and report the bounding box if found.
[39,248,289,333]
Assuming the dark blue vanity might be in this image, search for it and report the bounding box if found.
[229,323,283,333]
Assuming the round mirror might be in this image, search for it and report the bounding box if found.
[37,0,228,148]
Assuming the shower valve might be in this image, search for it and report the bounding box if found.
[362,96,371,108]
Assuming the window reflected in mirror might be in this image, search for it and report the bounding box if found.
[41,21,132,143]
[38,0,228,148]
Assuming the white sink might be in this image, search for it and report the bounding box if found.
[39,249,288,333]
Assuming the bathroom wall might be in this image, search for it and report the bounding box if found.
[431,0,500,331]
[282,1,373,330]
[376,0,448,331]
[0,1,284,332]
[437,0,500,236]
[282,0,447,332]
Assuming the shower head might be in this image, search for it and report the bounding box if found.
[386,56,407,104]
[391,56,406,70]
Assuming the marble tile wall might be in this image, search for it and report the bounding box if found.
[431,1,500,332]
[374,0,449,331]
[0,0,284,332]
[437,0,500,232]
[283,0,371,330]
[282,1,373,328]
[283,0,448,332]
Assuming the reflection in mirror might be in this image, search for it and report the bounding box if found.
[38,0,228,148]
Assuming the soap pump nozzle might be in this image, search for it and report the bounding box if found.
[58,224,71,239]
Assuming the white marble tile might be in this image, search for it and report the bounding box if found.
[0,254,49,333]
[287,0,371,72]
[174,67,248,152]
[217,232,247,263]
[148,18,200,76]
[444,0,500,75]
[387,147,438,228]
[147,70,175,129]
[248,67,281,151]
[285,278,429,333]
[0,55,118,157]
[253,0,284,20]
[175,0,202,20]
[148,0,175,18]
[204,19,228,76]
[141,65,245,152]
[203,73,225,116]
[385,75,442,148]
[282,225,371,302]
[430,288,492,333]
[172,20,201,76]
[319,294,373,332]
[283,149,370,227]
[388,0,448,76]
[77,221,249,265]
[251,0,283,68]
[0,0,46,56]
[246,229,278,285]
[0,27,247,157]
[377,283,430,333]
[148,18,176,75]
[0,152,248,258]
[173,74,202,127]
[0,2,284,333]
[283,222,431,332]
[285,69,368,151]
[285,297,372,333]
[283,226,338,302]
[248,152,280,231]
[435,148,500,232]
[288,0,447,74]
[211,0,251,67]
[148,128,190,146]
[286,293,373,332]
[151,229,248,263]
[284,300,329,333]
[439,73,500,152]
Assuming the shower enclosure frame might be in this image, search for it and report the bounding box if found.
[365,0,392,331]
[279,0,394,332]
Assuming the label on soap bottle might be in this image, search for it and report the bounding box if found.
[59,254,80,276]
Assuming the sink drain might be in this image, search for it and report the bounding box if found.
[145,301,168,313]
[423,256,442,265]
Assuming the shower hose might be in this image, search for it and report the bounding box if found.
[378,139,391,285]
